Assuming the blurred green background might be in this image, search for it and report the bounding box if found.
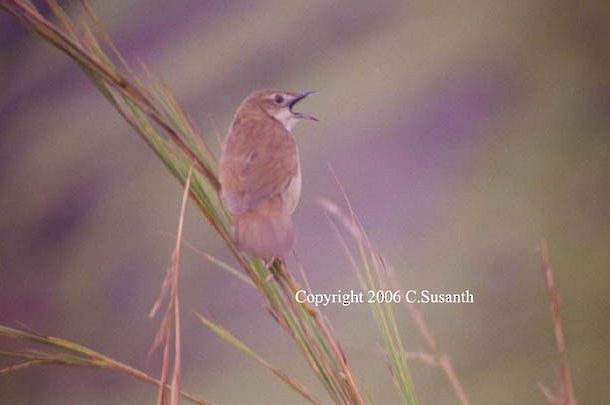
[1,0,609,403]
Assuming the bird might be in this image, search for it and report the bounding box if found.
[219,88,317,258]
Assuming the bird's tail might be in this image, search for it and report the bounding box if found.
[233,200,294,258]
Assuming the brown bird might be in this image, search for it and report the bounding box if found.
[219,88,317,258]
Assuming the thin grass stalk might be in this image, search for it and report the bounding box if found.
[538,240,578,405]
[170,169,190,405]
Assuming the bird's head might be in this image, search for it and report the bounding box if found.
[245,88,317,131]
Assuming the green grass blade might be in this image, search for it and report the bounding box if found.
[194,312,322,405]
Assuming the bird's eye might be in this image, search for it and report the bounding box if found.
[273,94,284,104]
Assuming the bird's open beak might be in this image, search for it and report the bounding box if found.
[289,91,318,121]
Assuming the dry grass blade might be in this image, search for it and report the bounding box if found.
[0,325,212,404]
[538,240,578,405]
[194,312,322,405]
[404,303,470,405]
[149,168,193,405]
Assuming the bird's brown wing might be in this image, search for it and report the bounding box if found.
[220,122,298,215]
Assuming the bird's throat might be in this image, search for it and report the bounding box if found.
[273,108,299,132]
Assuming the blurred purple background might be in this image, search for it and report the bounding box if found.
[1,0,610,403]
